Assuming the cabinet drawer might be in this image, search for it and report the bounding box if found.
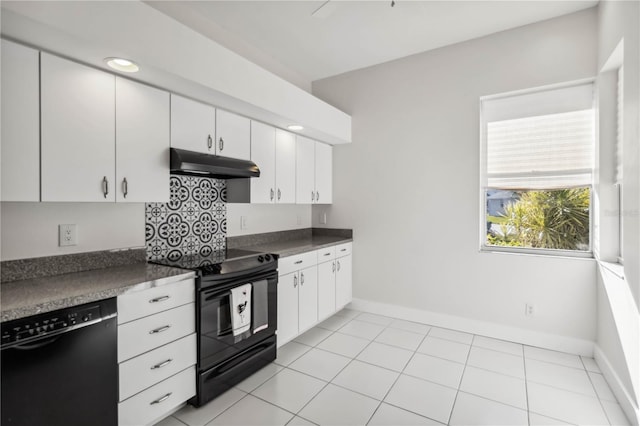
[278,251,317,276]
[316,246,336,263]
[118,303,195,362]
[119,333,196,401]
[335,242,352,257]
[118,366,195,426]
[118,278,195,324]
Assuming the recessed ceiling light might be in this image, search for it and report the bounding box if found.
[104,57,139,73]
[287,124,304,131]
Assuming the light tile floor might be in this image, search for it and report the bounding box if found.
[157,309,631,426]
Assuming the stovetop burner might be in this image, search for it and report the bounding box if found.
[151,248,277,280]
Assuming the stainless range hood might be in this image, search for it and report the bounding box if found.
[170,148,260,179]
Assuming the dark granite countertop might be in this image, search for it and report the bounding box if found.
[239,235,352,257]
[1,263,195,323]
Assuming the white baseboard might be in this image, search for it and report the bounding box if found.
[594,345,640,425]
[348,298,595,356]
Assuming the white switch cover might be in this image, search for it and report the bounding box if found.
[59,224,77,246]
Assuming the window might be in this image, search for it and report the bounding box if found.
[480,82,595,255]
[616,66,624,263]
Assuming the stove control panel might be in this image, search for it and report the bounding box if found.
[1,305,102,346]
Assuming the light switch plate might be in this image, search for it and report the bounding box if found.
[59,224,77,246]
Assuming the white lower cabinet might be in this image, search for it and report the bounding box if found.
[277,243,352,347]
[117,277,196,426]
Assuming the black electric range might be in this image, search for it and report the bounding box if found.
[151,248,279,407]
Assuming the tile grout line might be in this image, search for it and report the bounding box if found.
[523,343,531,426]
[583,362,615,425]
[445,333,476,425]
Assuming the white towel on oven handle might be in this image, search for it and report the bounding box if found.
[230,284,252,336]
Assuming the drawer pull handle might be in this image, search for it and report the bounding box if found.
[150,392,172,405]
[324,252,331,256]
[150,359,173,370]
[149,295,170,303]
[341,248,347,252]
[149,325,171,334]
[294,260,303,265]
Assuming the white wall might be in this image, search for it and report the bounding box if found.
[226,204,311,237]
[0,202,144,260]
[312,9,599,347]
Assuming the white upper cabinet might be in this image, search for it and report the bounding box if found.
[1,40,40,202]
[170,94,216,155]
[296,136,316,204]
[296,136,333,204]
[251,124,296,204]
[250,121,276,203]
[41,53,116,202]
[216,109,250,160]
[314,142,333,204]
[115,78,170,203]
[275,129,296,203]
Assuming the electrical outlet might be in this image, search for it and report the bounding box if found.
[59,224,77,247]
[240,216,248,230]
[525,303,535,317]
[320,212,327,225]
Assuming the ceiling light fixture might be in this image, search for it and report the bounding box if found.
[104,57,139,73]
[287,125,304,131]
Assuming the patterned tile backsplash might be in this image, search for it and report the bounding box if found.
[146,175,227,261]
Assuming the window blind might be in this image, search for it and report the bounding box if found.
[616,66,624,184]
[483,83,594,190]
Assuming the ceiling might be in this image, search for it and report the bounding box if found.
[148,0,598,88]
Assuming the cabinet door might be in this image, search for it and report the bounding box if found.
[216,109,250,160]
[335,255,352,309]
[315,142,333,204]
[275,129,296,203]
[171,94,215,154]
[250,121,276,204]
[317,260,336,321]
[41,53,115,202]
[116,78,170,203]
[298,265,318,333]
[295,136,315,204]
[1,40,39,202]
[277,272,299,345]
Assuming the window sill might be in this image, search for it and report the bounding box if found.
[480,245,594,260]
[599,261,625,280]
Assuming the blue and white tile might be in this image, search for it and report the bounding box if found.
[298,384,379,426]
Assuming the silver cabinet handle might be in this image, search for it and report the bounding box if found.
[207,134,213,150]
[341,248,347,252]
[301,272,304,285]
[122,177,128,199]
[150,359,173,370]
[294,260,303,265]
[102,176,109,198]
[219,137,224,151]
[332,261,335,272]
[270,188,274,201]
[316,191,320,202]
[149,295,170,303]
[293,275,298,288]
[150,393,172,405]
[323,252,331,257]
[337,261,341,271]
[149,325,171,334]
[311,191,315,202]
[277,188,281,200]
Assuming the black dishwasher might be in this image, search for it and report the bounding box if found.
[1,298,118,426]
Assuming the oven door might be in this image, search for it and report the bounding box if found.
[198,270,277,372]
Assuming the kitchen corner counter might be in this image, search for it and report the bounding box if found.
[227,228,353,258]
[1,263,194,322]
